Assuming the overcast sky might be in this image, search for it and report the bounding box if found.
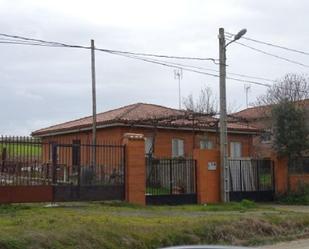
[0,0,309,135]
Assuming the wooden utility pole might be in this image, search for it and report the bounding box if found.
[91,39,97,167]
[218,28,229,202]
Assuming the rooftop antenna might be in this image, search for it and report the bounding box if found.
[244,84,251,108]
[174,68,183,109]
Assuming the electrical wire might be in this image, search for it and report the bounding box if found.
[0,33,277,83]
[0,32,308,94]
[103,50,309,94]
[226,31,309,56]
[0,33,218,62]
[226,38,309,68]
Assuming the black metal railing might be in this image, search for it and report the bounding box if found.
[146,157,196,196]
[228,158,274,192]
[289,157,309,174]
[0,136,125,187]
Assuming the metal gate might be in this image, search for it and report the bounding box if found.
[52,142,125,201]
[0,136,125,203]
[228,159,275,202]
[146,157,197,205]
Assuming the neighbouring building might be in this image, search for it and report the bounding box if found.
[233,99,309,158]
[233,99,309,192]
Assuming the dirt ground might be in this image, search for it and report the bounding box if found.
[258,238,309,249]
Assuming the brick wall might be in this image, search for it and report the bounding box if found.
[193,149,221,203]
[42,126,254,159]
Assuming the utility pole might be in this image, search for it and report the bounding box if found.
[218,28,229,202]
[91,39,97,167]
[174,69,183,109]
[218,27,247,203]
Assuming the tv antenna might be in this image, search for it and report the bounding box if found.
[174,69,183,109]
[244,84,251,108]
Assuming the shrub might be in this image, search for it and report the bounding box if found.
[277,184,309,205]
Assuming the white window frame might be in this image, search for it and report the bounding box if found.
[145,137,154,155]
[200,139,213,149]
[230,141,242,158]
[172,138,184,158]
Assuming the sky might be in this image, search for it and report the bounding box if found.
[0,0,309,135]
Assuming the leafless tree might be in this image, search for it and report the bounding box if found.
[257,73,309,106]
[183,87,218,114]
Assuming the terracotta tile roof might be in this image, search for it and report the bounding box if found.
[233,99,309,120]
[32,103,259,136]
[232,105,270,120]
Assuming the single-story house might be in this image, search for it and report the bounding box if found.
[32,103,260,159]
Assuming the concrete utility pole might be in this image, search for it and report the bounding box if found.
[218,27,247,202]
[91,39,97,167]
[218,28,228,203]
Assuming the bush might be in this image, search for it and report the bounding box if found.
[277,184,309,205]
[240,199,257,209]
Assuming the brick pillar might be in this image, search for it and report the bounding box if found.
[271,153,289,194]
[193,149,221,204]
[123,133,146,206]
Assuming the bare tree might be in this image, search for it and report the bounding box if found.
[183,86,218,114]
[257,73,309,106]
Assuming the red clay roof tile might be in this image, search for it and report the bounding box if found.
[32,103,259,136]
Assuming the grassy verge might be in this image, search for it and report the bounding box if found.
[0,202,308,249]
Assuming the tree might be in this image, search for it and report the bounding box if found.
[255,73,309,125]
[257,73,309,106]
[182,86,218,114]
[272,100,308,159]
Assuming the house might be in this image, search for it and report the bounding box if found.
[233,99,309,158]
[32,103,259,159]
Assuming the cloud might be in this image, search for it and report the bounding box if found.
[0,0,309,135]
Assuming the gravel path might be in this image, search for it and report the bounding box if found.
[258,239,309,249]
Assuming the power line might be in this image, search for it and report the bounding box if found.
[101,50,276,83]
[226,31,309,56]
[0,33,219,62]
[0,33,277,83]
[0,32,308,94]
[101,50,309,94]
[227,38,309,68]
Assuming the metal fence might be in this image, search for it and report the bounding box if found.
[146,157,196,196]
[228,158,274,192]
[0,136,125,187]
[289,157,309,174]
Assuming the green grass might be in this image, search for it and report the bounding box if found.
[0,201,308,249]
[146,186,170,195]
[0,144,41,157]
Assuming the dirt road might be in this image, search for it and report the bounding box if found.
[258,238,309,249]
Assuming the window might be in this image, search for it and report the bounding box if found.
[172,139,184,157]
[260,131,272,143]
[230,142,242,158]
[145,137,154,155]
[200,139,213,149]
[72,140,81,166]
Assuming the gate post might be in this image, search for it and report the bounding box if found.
[271,153,288,194]
[193,149,221,204]
[123,133,146,206]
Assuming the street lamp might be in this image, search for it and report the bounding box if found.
[226,29,247,47]
[218,28,247,203]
